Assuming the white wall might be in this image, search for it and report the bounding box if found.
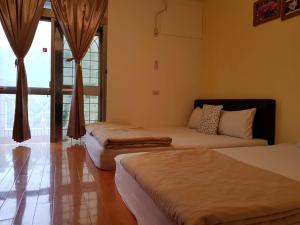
[201,0,300,143]
[107,0,203,127]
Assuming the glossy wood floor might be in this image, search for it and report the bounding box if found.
[0,141,137,225]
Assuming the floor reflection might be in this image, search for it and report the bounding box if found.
[0,142,136,225]
[53,144,92,225]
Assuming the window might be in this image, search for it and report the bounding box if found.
[0,21,51,88]
[0,21,51,143]
[44,0,52,9]
[63,37,100,87]
[0,12,106,142]
[62,36,101,139]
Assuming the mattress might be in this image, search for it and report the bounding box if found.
[115,144,300,225]
[85,133,173,170]
[85,127,267,170]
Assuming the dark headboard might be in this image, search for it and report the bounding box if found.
[194,99,276,145]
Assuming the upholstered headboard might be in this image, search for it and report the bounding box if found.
[194,99,276,145]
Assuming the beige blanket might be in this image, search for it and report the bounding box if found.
[86,122,172,149]
[121,149,300,225]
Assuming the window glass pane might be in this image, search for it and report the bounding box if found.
[64,67,73,77]
[63,77,73,86]
[90,78,98,86]
[0,94,50,140]
[64,49,72,59]
[91,70,98,78]
[62,35,100,139]
[62,95,72,139]
[29,95,51,136]
[91,61,98,70]
[82,60,90,69]
[44,0,52,9]
[0,94,15,138]
[0,25,17,86]
[82,69,91,77]
[63,36,100,87]
[91,52,98,60]
[91,40,98,52]
[83,53,91,61]
[62,95,99,140]
[26,21,51,88]
[0,21,51,88]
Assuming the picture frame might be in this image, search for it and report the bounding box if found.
[281,0,300,20]
[253,0,281,26]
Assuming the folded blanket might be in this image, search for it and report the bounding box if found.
[121,149,300,225]
[86,122,172,149]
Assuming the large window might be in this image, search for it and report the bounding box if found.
[62,36,101,139]
[0,95,50,139]
[0,21,51,143]
[63,37,100,87]
[0,21,51,88]
[0,15,105,142]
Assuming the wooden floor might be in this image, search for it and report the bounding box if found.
[0,141,137,225]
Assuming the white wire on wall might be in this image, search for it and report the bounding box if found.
[154,0,203,40]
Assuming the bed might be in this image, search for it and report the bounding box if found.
[115,144,300,225]
[85,99,276,170]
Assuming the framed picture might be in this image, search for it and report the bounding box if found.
[253,0,281,26]
[281,0,300,20]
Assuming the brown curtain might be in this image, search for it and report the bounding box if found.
[52,0,107,139]
[0,0,46,142]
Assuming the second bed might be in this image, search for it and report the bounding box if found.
[85,99,276,170]
[115,144,300,225]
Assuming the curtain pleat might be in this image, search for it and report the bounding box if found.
[52,0,107,139]
[0,0,46,142]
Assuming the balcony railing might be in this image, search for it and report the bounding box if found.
[0,94,50,140]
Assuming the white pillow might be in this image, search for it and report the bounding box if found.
[187,107,203,129]
[218,108,256,139]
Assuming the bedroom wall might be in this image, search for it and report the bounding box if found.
[201,0,300,143]
[106,0,203,127]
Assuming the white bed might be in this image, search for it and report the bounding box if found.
[115,144,300,225]
[85,99,276,170]
[85,127,267,170]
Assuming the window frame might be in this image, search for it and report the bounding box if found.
[53,20,106,142]
[0,7,107,142]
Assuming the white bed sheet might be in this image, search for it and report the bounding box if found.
[147,127,267,149]
[115,144,300,225]
[85,127,267,170]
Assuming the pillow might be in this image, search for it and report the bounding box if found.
[187,107,203,129]
[197,104,223,135]
[218,108,256,139]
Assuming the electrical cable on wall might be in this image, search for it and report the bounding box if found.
[154,0,203,39]
[154,0,168,37]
